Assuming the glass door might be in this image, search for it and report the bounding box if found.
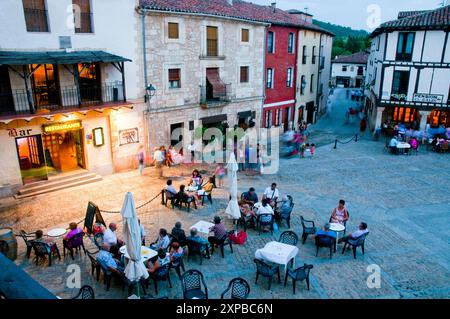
[15,135,48,184]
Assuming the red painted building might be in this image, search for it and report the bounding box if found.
[263,25,298,131]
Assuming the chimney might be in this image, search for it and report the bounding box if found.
[227,0,233,5]
[271,2,276,12]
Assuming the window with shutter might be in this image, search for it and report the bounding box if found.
[73,0,92,33]
[168,22,179,39]
[22,0,49,32]
[242,29,249,42]
[207,26,218,56]
[240,66,249,83]
[168,69,181,89]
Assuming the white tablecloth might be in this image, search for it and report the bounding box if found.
[47,228,67,237]
[329,223,345,232]
[190,221,214,235]
[255,241,298,268]
[120,245,157,262]
[396,142,411,149]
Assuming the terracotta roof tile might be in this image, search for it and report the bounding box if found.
[332,51,369,64]
[139,0,333,35]
[371,5,450,37]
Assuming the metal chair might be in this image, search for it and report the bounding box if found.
[342,232,369,259]
[147,263,172,295]
[300,216,316,244]
[221,277,250,299]
[86,250,101,281]
[163,189,176,208]
[32,241,61,266]
[278,231,299,246]
[187,239,210,265]
[72,285,95,299]
[63,232,86,260]
[0,240,8,256]
[181,269,208,299]
[315,235,336,259]
[256,214,274,235]
[254,258,281,290]
[284,264,314,294]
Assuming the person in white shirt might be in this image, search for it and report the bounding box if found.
[103,223,123,258]
[388,136,398,154]
[187,142,196,163]
[138,219,146,245]
[256,199,274,216]
[150,228,171,251]
[153,147,165,168]
[262,183,279,207]
[338,222,369,246]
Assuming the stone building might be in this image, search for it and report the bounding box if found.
[138,0,268,152]
[331,51,368,88]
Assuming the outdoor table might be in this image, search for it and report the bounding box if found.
[329,223,345,250]
[190,221,214,235]
[396,142,411,155]
[255,241,299,274]
[119,245,157,262]
[47,228,67,238]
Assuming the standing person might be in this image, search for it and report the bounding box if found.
[165,145,174,167]
[187,141,196,163]
[310,144,316,159]
[214,164,226,188]
[153,147,165,178]
[360,118,367,137]
[137,145,145,175]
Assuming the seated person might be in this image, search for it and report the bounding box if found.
[315,223,337,239]
[188,169,203,190]
[330,200,349,225]
[169,242,184,262]
[96,243,125,275]
[187,227,211,251]
[208,216,227,250]
[165,179,177,198]
[171,222,187,247]
[338,222,369,246]
[275,195,293,220]
[103,223,124,258]
[175,185,198,208]
[256,199,274,232]
[388,136,398,153]
[34,230,58,254]
[150,228,171,251]
[241,187,258,206]
[146,249,170,275]
[262,183,279,207]
[63,222,83,248]
[409,138,418,150]
[197,177,214,199]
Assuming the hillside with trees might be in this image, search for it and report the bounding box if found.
[313,20,371,59]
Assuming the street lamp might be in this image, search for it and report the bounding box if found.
[145,84,156,103]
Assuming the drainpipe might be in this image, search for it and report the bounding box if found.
[261,26,268,131]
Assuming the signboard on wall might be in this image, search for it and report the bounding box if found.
[413,93,444,103]
[42,121,82,134]
[119,128,139,146]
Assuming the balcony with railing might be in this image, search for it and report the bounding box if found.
[0,82,125,116]
[199,84,232,108]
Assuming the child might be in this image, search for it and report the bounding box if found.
[310,144,316,158]
[214,164,226,188]
[304,143,311,158]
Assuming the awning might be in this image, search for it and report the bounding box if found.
[206,68,226,98]
[0,50,131,66]
[201,114,227,125]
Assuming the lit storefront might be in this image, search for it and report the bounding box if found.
[428,109,450,128]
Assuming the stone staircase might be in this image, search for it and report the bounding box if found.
[15,170,102,199]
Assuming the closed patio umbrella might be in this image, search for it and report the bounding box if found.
[121,192,148,290]
[225,152,240,220]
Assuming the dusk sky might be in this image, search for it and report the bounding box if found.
[250,0,443,31]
